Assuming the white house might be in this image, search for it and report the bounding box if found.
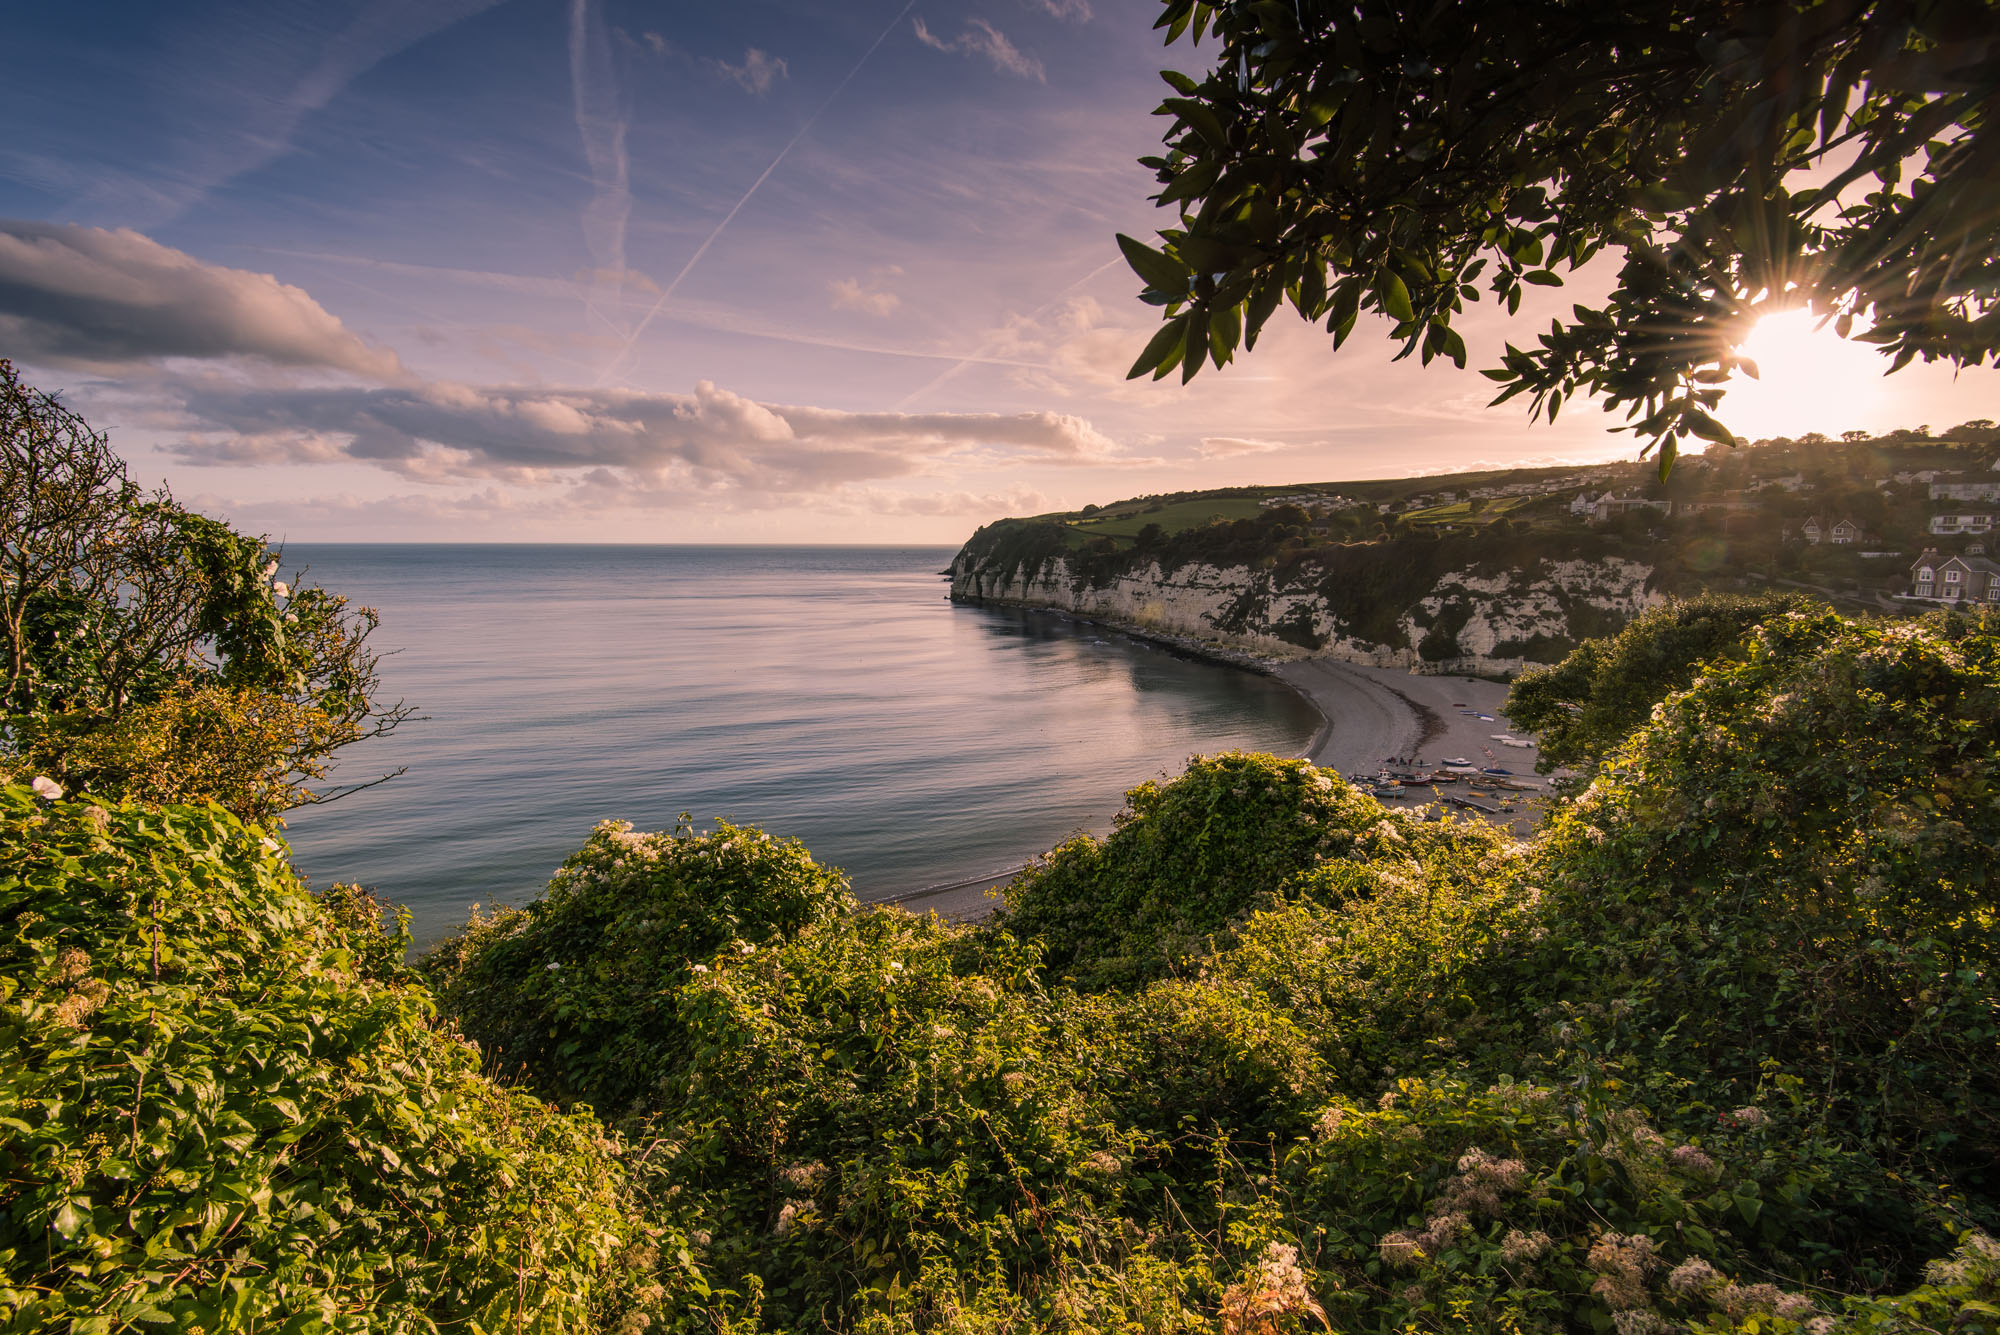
[1929,480,2000,501]
[1930,512,1996,535]
[1829,519,1863,545]
[1580,492,1671,523]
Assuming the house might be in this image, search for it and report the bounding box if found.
[1910,547,2000,602]
[1829,519,1863,545]
[1929,480,2000,502]
[1580,492,1671,523]
[1930,512,1996,535]
[1801,517,1823,543]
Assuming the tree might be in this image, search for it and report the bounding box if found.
[0,360,408,817]
[1121,1,2000,476]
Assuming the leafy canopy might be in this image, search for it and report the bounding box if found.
[0,360,409,817]
[1121,0,2000,474]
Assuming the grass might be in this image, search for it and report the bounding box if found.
[1069,496,1269,539]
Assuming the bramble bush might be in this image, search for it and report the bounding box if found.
[998,751,1494,990]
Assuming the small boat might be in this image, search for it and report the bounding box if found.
[1442,756,1473,767]
[1481,767,1513,776]
[1426,771,1461,784]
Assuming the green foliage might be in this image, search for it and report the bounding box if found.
[1527,610,2000,1191]
[0,785,662,1334]
[36,584,1988,1335]
[1126,1,2000,470]
[997,752,1405,989]
[0,360,408,819]
[423,817,854,1116]
[1506,591,1817,778]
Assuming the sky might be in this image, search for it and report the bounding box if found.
[4,0,1998,544]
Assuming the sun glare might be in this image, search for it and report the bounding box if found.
[1721,309,1888,442]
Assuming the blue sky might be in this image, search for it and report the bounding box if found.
[4,0,1996,542]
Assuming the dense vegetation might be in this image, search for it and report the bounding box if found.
[6,372,1999,1333]
[0,359,407,820]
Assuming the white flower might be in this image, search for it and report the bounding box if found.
[31,776,63,801]
[272,581,289,597]
[887,961,903,971]
[260,837,281,853]
[691,964,709,974]
[545,962,561,971]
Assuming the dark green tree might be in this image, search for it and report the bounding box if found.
[1121,0,2000,474]
[0,360,409,816]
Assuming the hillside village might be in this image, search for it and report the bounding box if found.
[1055,420,2000,612]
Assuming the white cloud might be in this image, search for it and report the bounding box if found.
[160,375,1124,493]
[829,271,902,316]
[0,219,404,378]
[1198,436,1288,459]
[712,47,789,95]
[912,17,1044,82]
[1025,0,1091,19]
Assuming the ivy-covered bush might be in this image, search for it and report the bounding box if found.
[423,817,854,1116]
[1528,610,2000,1191]
[0,786,665,1334]
[997,751,1416,989]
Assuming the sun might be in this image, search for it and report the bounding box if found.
[1719,309,1888,442]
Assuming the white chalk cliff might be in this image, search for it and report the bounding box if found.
[947,545,1662,675]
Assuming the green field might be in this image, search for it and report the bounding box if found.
[1404,494,1538,525]
[1066,495,1269,539]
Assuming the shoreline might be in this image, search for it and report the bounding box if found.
[885,606,1548,918]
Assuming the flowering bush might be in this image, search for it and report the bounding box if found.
[1530,610,2000,1186]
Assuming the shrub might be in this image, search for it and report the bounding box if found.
[995,752,1400,990]
[0,785,661,1333]
[423,817,854,1116]
[1505,590,1815,778]
[1529,610,2000,1197]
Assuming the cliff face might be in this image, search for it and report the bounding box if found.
[947,543,1661,675]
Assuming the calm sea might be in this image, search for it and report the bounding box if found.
[280,545,1320,946]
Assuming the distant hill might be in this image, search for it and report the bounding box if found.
[948,431,2000,673]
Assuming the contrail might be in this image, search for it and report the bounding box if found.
[893,256,1123,409]
[594,0,920,387]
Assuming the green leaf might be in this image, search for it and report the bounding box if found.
[1127,316,1189,380]
[1523,270,1564,287]
[1682,408,1738,447]
[1116,233,1191,294]
[1209,302,1241,366]
[1379,272,1413,323]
